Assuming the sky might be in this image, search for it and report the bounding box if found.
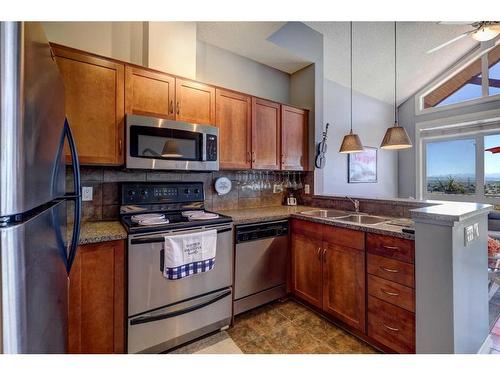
[426,134,500,179]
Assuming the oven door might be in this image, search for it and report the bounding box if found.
[128,223,233,317]
[126,114,219,171]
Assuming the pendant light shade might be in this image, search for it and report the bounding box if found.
[339,22,364,154]
[381,22,412,150]
[340,130,364,153]
[380,122,412,150]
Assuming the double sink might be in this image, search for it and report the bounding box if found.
[299,209,389,225]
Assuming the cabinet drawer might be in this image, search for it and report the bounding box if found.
[368,275,415,312]
[291,219,322,241]
[323,225,364,251]
[367,253,414,288]
[367,296,415,354]
[366,233,414,264]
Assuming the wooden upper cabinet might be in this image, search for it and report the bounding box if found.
[52,45,125,165]
[216,89,252,169]
[175,78,215,125]
[125,66,175,119]
[68,240,125,354]
[322,242,366,333]
[251,98,281,170]
[281,105,308,171]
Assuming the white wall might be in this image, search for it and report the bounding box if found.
[322,79,398,198]
[42,22,144,65]
[196,40,290,103]
[146,22,197,79]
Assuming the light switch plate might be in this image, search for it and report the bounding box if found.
[82,186,93,202]
[464,222,479,246]
[304,184,310,195]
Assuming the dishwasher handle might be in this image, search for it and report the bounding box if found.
[235,221,289,243]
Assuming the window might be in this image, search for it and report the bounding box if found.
[485,134,500,196]
[426,138,476,195]
[422,44,500,109]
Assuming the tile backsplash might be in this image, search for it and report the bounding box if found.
[67,167,288,222]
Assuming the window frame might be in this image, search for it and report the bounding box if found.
[416,109,500,205]
[415,40,500,115]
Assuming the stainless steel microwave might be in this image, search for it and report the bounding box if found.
[126,114,219,171]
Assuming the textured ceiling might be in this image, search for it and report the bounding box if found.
[196,22,313,73]
[197,21,479,105]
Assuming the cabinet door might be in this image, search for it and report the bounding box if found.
[251,98,281,170]
[68,240,125,354]
[52,45,125,165]
[216,89,251,169]
[281,105,308,171]
[125,66,175,119]
[323,242,366,333]
[291,233,323,309]
[175,78,216,125]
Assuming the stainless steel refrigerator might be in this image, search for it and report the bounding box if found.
[0,22,81,353]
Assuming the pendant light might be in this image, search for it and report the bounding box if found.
[380,22,412,150]
[339,22,364,154]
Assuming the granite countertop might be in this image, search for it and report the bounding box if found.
[217,205,415,240]
[410,201,493,223]
[291,212,415,240]
[68,220,127,245]
[217,205,312,225]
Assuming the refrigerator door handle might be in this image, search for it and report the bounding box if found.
[63,118,82,273]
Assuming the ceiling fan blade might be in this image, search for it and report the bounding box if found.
[438,21,474,25]
[426,32,471,54]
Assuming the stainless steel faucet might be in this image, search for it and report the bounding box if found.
[346,196,360,213]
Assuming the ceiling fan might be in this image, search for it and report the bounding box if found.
[427,21,500,54]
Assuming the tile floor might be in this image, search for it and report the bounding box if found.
[172,299,378,354]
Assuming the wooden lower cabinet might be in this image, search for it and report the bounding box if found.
[68,240,125,354]
[323,242,365,332]
[291,219,366,333]
[291,233,323,308]
[366,233,416,353]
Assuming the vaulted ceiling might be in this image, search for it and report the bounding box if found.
[197,21,479,105]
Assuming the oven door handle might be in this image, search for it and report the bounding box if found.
[129,289,231,326]
[130,227,232,245]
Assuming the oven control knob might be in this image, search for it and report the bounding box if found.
[184,188,190,194]
[128,190,136,196]
[194,188,200,194]
[140,190,147,196]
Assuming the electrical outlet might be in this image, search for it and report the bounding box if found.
[82,186,93,202]
[464,222,479,246]
[304,184,310,195]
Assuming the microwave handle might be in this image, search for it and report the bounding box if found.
[201,133,207,162]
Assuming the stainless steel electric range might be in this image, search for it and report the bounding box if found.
[120,181,233,354]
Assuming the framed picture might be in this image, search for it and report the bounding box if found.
[348,146,377,183]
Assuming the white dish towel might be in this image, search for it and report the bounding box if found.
[163,229,217,280]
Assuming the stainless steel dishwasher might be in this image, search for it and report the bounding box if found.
[233,220,288,315]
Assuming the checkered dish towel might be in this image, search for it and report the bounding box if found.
[163,229,217,280]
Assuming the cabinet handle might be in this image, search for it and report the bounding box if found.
[380,266,399,273]
[176,101,180,115]
[323,248,326,263]
[383,245,400,251]
[381,289,399,297]
[247,151,251,163]
[252,151,256,163]
[383,324,400,332]
[317,248,321,260]
[281,154,285,164]
[118,139,122,155]
[169,100,174,114]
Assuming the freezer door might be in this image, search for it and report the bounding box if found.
[0,200,68,353]
[0,22,66,217]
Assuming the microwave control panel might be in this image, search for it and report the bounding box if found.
[206,134,217,161]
